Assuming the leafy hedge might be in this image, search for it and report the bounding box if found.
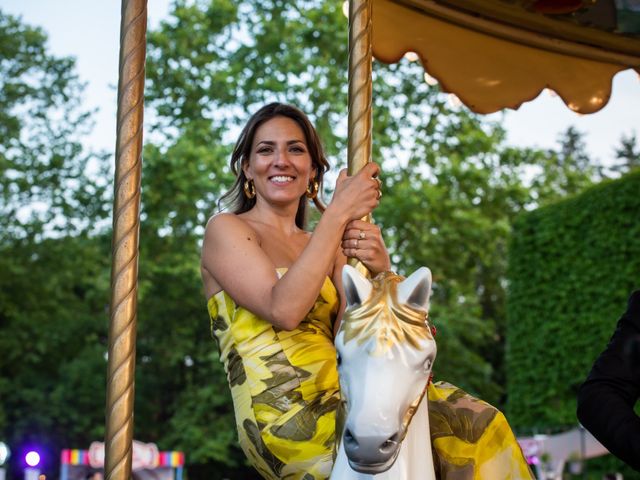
[506,170,640,431]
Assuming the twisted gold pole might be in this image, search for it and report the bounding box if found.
[347,0,373,271]
[105,1,147,479]
[347,0,373,177]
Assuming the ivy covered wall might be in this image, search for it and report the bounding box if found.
[506,170,640,431]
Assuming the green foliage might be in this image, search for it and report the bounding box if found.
[581,454,636,479]
[611,132,640,174]
[506,170,640,431]
[374,112,598,403]
[0,10,109,241]
[0,9,111,479]
[529,126,600,202]
[0,234,112,476]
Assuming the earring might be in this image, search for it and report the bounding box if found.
[243,179,256,199]
[306,180,319,199]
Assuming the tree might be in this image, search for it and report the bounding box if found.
[0,11,110,242]
[0,10,111,479]
[371,81,597,402]
[527,126,600,202]
[610,132,640,174]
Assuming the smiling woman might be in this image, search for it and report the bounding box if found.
[201,102,385,330]
[218,103,332,230]
[243,117,319,211]
[200,103,387,478]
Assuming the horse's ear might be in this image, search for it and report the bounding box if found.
[342,264,373,308]
[397,267,432,312]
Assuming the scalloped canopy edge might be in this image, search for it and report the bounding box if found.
[372,0,640,114]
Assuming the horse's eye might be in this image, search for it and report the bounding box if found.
[423,358,432,372]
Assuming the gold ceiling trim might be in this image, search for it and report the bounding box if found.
[438,0,640,58]
[391,0,640,66]
[372,0,636,114]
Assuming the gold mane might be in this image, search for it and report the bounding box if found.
[340,271,433,355]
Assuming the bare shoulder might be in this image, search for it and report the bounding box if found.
[205,212,254,234]
[201,212,262,272]
[201,213,272,299]
[203,212,259,247]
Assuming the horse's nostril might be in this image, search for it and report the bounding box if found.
[379,433,400,454]
[344,428,357,448]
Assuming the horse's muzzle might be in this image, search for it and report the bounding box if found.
[343,428,402,473]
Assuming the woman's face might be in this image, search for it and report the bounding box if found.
[244,116,316,207]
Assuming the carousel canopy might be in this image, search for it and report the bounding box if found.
[372,0,640,113]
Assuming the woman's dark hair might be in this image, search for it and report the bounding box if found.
[219,103,329,229]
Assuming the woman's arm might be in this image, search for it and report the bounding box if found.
[331,250,348,335]
[332,218,391,335]
[201,163,382,331]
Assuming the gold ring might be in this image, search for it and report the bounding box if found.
[377,189,382,199]
[374,177,382,188]
[359,230,365,240]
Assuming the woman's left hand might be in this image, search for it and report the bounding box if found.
[341,219,391,276]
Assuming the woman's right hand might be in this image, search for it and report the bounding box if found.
[329,162,382,222]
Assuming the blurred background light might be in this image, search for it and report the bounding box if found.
[0,442,9,465]
[404,51,419,62]
[25,451,40,468]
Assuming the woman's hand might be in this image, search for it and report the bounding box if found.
[329,163,381,223]
[341,219,391,276]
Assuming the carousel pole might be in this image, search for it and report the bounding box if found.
[347,0,373,176]
[347,0,373,270]
[104,1,148,479]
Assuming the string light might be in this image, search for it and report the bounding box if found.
[404,51,419,62]
[424,72,438,86]
[448,93,462,108]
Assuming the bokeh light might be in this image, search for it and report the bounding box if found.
[0,442,9,465]
[423,72,438,86]
[404,51,419,62]
[25,450,41,467]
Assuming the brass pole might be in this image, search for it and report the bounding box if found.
[347,0,373,271]
[347,0,373,176]
[105,1,147,479]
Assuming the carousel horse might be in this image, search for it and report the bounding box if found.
[331,265,437,479]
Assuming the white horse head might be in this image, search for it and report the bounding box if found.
[334,265,436,476]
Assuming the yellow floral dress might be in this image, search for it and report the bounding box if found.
[207,270,533,480]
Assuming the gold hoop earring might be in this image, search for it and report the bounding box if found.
[243,179,256,199]
[306,180,319,199]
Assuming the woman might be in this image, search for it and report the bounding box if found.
[201,103,533,479]
[201,103,387,479]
